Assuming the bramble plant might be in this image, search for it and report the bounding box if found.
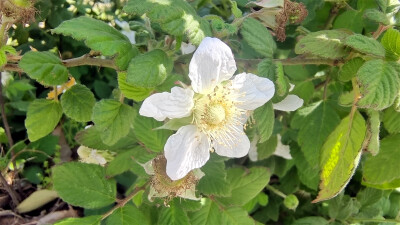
[1,0,400,224]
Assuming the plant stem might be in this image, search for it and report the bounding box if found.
[235,57,342,66]
[101,183,147,220]
[372,24,389,39]
[0,172,20,206]
[266,185,287,199]
[324,4,341,30]
[62,55,118,70]
[349,217,400,223]
[0,72,14,147]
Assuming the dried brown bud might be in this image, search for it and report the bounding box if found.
[0,0,36,24]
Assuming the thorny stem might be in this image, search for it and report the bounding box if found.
[266,185,287,199]
[4,54,118,73]
[323,76,331,100]
[101,183,148,221]
[0,171,20,206]
[349,218,400,223]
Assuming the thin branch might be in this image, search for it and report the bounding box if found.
[266,184,287,199]
[324,4,341,30]
[0,72,14,147]
[0,172,20,206]
[235,57,343,66]
[101,183,148,220]
[3,54,118,73]
[62,55,118,70]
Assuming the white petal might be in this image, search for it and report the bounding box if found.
[248,136,259,162]
[121,30,136,44]
[232,73,275,110]
[115,19,129,30]
[273,135,292,159]
[213,130,250,158]
[181,42,196,55]
[165,125,210,180]
[273,95,304,111]
[189,37,236,93]
[139,87,194,121]
[289,83,295,92]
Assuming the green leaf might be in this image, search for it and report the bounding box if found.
[253,101,274,143]
[328,194,360,220]
[296,101,341,169]
[92,100,135,146]
[0,45,15,67]
[381,28,400,61]
[333,10,363,33]
[25,99,63,142]
[292,217,329,225]
[75,126,137,151]
[257,58,276,80]
[364,9,390,25]
[106,204,149,225]
[189,199,254,225]
[127,49,172,88]
[365,110,380,156]
[216,167,270,206]
[53,16,138,70]
[54,215,102,225]
[357,187,383,207]
[124,0,211,45]
[295,30,351,59]
[158,199,190,225]
[118,72,153,101]
[133,115,172,152]
[23,135,59,163]
[241,17,276,58]
[272,62,290,101]
[363,134,400,189]
[53,162,116,208]
[256,135,277,160]
[106,147,156,177]
[344,34,386,57]
[61,84,95,122]
[197,158,230,196]
[314,111,366,202]
[292,146,319,191]
[383,106,400,134]
[19,51,68,86]
[338,57,365,82]
[357,60,400,110]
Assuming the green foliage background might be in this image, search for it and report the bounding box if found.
[1,0,400,224]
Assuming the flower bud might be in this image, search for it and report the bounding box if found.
[284,194,299,210]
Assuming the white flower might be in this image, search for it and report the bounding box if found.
[77,146,114,166]
[1,71,13,86]
[181,42,196,55]
[139,37,276,180]
[115,19,136,44]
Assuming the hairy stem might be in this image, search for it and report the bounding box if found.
[101,183,148,220]
[349,218,400,223]
[266,185,287,199]
[4,54,118,73]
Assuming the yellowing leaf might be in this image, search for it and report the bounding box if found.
[313,111,366,203]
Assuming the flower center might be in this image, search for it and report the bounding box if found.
[204,104,226,125]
